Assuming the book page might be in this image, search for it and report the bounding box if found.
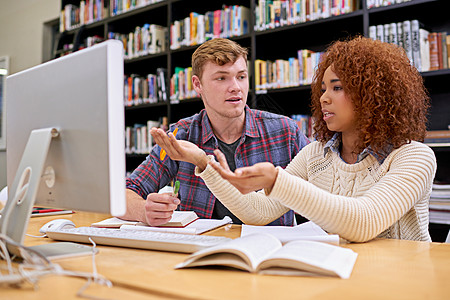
[176,233,282,272]
[92,211,198,228]
[257,240,357,279]
[91,217,140,228]
[157,211,198,227]
[120,216,232,235]
[184,216,232,234]
[241,221,339,245]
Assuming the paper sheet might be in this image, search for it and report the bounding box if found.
[241,221,340,245]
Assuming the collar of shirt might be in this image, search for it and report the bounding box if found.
[200,105,261,145]
[323,133,391,164]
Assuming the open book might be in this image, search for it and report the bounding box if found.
[175,233,357,278]
[92,211,198,228]
[91,212,232,235]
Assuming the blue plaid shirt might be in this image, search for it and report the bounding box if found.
[126,105,310,226]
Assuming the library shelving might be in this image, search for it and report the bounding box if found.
[51,0,450,239]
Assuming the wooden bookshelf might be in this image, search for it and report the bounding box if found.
[51,1,450,233]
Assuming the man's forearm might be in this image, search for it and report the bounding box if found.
[121,189,147,223]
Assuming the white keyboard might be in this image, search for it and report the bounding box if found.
[46,226,231,253]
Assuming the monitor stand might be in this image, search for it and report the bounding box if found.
[0,128,94,259]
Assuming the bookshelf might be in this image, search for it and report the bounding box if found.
[52,0,450,238]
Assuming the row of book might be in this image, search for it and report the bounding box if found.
[255,49,324,91]
[124,68,168,107]
[60,0,108,32]
[369,20,449,72]
[429,32,450,71]
[56,35,105,58]
[429,183,450,225]
[125,118,167,155]
[424,130,450,147]
[291,114,314,139]
[254,0,359,31]
[108,24,167,60]
[366,0,411,9]
[170,6,250,50]
[109,0,164,17]
[170,67,199,102]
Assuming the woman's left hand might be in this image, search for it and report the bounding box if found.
[209,149,278,194]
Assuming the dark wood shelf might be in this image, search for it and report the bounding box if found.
[54,0,450,183]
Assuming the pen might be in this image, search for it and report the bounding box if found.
[32,208,64,213]
[160,127,178,161]
[172,180,180,197]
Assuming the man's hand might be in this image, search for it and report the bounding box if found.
[209,149,278,195]
[151,127,209,171]
[144,192,180,226]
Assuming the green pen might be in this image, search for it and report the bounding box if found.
[172,180,180,197]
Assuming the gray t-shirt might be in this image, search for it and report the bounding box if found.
[212,138,243,224]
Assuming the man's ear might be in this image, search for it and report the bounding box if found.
[192,75,202,95]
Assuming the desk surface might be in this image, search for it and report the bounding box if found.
[1,212,450,300]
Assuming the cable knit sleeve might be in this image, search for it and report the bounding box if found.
[195,156,289,225]
[268,142,436,242]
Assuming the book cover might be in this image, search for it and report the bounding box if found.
[419,28,430,72]
[175,233,358,278]
[440,32,448,69]
[411,20,421,71]
[402,20,413,64]
[429,32,440,71]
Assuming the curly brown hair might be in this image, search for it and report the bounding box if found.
[311,36,430,155]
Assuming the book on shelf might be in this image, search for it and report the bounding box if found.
[424,130,450,146]
[175,233,358,278]
[92,211,199,228]
[156,68,168,102]
[254,0,359,31]
[170,5,250,50]
[429,202,450,211]
[369,19,450,73]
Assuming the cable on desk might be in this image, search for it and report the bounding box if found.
[0,233,113,300]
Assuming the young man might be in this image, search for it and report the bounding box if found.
[123,38,309,226]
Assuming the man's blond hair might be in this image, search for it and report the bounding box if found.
[192,38,248,79]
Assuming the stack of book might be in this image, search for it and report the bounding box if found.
[429,183,450,225]
[367,0,412,9]
[170,6,250,50]
[254,0,360,31]
[254,49,325,91]
[424,130,450,147]
[369,19,449,73]
[60,0,108,32]
[109,24,167,59]
[170,66,199,102]
[125,118,167,155]
[109,0,164,17]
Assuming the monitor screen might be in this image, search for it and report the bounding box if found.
[2,40,126,248]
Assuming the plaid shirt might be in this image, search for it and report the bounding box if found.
[126,105,310,226]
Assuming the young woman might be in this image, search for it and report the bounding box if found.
[151,36,436,242]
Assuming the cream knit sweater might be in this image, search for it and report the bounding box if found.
[196,141,436,242]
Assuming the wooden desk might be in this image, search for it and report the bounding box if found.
[1,212,450,300]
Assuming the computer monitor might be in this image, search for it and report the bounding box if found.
[1,40,126,256]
